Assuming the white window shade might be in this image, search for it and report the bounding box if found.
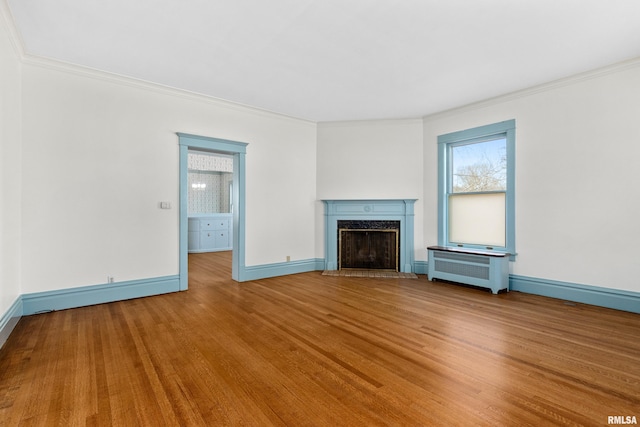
[448,193,505,247]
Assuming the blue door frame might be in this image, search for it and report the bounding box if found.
[178,133,248,289]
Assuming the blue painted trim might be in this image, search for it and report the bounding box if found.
[510,275,640,314]
[241,259,325,281]
[437,140,446,248]
[0,297,23,349]
[438,120,515,144]
[234,151,247,282]
[21,275,180,315]
[323,199,417,273]
[179,144,189,290]
[178,133,249,283]
[437,120,516,258]
[1,270,637,352]
[414,261,428,275]
[177,133,248,154]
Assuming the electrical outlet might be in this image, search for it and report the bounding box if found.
[107,276,114,283]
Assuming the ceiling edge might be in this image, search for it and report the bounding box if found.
[1,0,26,59]
[317,118,424,128]
[423,55,640,122]
[18,53,318,126]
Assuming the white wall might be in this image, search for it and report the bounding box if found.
[316,119,425,261]
[423,61,640,293]
[0,3,22,316]
[18,59,317,293]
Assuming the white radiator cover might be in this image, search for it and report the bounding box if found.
[427,246,510,294]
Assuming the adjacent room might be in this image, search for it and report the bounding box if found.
[1,1,639,425]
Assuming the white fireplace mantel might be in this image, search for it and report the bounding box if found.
[322,199,417,273]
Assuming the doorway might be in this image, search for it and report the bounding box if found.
[178,133,248,289]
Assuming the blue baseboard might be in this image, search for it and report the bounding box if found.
[3,268,637,351]
[0,297,23,349]
[414,261,428,275]
[242,260,639,316]
[510,274,640,314]
[242,259,426,281]
[22,275,181,315]
[240,258,325,281]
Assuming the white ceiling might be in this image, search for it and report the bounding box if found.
[7,0,640,122]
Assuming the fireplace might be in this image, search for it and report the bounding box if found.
[323,199,416,273]
[338,220,400,271]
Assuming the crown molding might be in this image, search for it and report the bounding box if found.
[423,56,640,122]
[3,0,310,124]
[318,117,423,128]
[19,53,317,126]
[6,0,639,127]
[0,0,25,59]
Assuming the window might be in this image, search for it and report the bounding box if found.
[437,120,515,255]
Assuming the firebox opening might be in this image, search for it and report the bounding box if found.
[338,225,400,272]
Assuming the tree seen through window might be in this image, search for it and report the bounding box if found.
[452,137,506,193]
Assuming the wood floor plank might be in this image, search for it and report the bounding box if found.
[1,251,639,426]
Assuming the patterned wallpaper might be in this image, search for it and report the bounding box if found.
[188,152,233,172]
[188,152,233,214]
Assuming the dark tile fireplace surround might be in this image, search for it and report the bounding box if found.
[338,220,400,271]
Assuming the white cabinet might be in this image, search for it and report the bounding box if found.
[188,214,232,253]
[188,218,200,251]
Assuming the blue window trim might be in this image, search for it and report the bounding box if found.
[437,120,516,258]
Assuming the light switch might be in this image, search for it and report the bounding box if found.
[160,202,171,209]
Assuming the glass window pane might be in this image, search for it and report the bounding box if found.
[452,137,506,193]
[449,192,505,247]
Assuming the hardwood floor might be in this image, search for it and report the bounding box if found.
[1,251,639,426]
